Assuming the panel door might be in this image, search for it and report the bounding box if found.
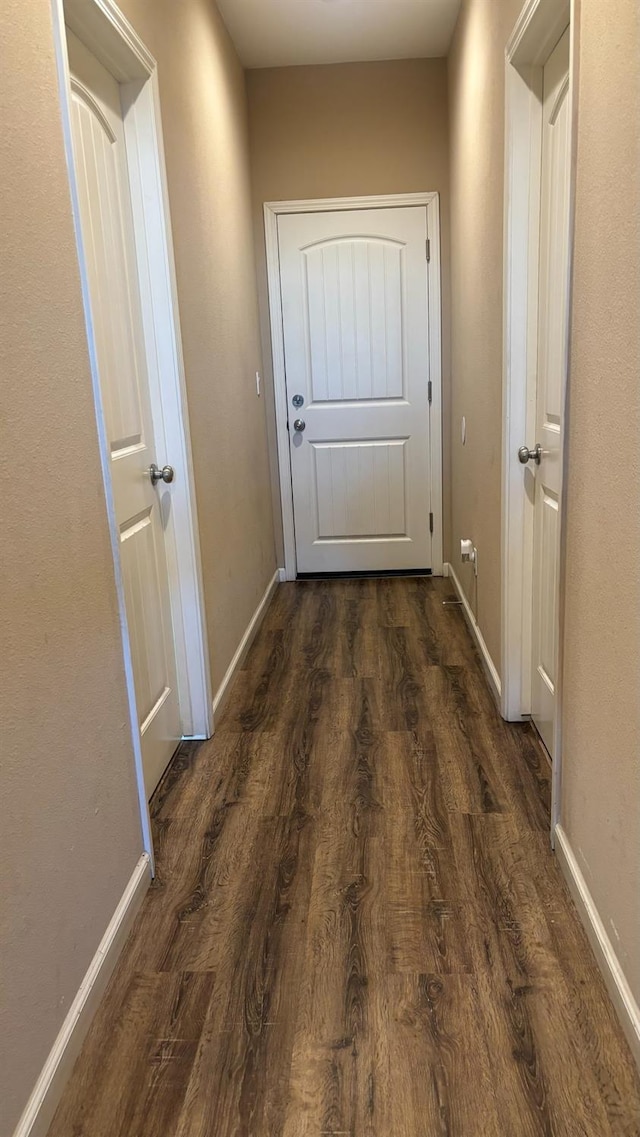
[531,27,571,756]
[67,31,180,796]
[278,207,432,573]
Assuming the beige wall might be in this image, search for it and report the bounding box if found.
[2,0,276,1128]
[561,0,640,1001]
[246,60,451,562]
[0,2,143,1130]
[447,0,523,666]
[119,0,276,692]
[448,0,640,1008]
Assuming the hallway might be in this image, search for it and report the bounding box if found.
[48,577,640,1136]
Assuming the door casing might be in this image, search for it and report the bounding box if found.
[264,193,444,581]
[501,0,580,839]
[51,0,212,863]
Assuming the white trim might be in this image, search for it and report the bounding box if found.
[425,195,444,576]
[445,563,502,706]
[51,0,213,854]
[507,0,571,65]
[501,56,543,723]
[264,206,296,581]
[12,854,151,1137]
[51,0,152,860]
[266,191,445,214]
[501,0,577,838]
[64,0,154,77]
[121,71,212,740]
[277,567,287,583]
[552,0,581,837]
[211,569,280,723]
[555,826,640,1068]
[263,192,444,581]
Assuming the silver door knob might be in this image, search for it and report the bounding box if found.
[518,444,542,465]
[150,463,175,485]
[293,419,306,432]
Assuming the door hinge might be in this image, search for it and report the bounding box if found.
[429,511,434,535]
[426,238,431,262]
[428,379,432,405]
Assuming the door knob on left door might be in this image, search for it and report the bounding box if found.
[293,419,306,433]
[150,463,175,485]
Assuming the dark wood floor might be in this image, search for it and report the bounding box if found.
[49,577,640,1136]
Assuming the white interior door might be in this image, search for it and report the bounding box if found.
[530,27,571,757]
[67,31,180,796]
[278,207,433,574]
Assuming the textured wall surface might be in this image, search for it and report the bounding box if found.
[119,0,277,693]
[447,0,523,666]
[448,0,640,1009]
[561,0,640,1003]
[5,0,639,1129]
[246,59,451,563]
[2,0,277,1127]
[0,2,143,1130]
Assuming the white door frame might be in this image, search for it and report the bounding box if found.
[264,193,444,581]
[51,0,213,858]
[501,0,579,835]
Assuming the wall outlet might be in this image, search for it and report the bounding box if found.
[461,539,479,577]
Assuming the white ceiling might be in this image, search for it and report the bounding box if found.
[217,0,462,70]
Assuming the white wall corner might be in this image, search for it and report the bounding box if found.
[444,562,502,708]
[554,825,640,1070]
[12,853,151,1137]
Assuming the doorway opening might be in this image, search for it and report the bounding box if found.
[264,193,444,582]
[52,0,212,849]
[501,0,577,837]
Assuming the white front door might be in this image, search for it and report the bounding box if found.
[531,27,571,757]
[67,31,181,796]
[278,207,433,574]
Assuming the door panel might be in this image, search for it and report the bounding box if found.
[531,27,571,756]
[68,31,180,796]
[313,439,407,539]
[278,207,432,574]
[305,239,405,402]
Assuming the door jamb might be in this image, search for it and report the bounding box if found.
[264,192,444,581]
[51,0,213,860]
[501,0,579,840]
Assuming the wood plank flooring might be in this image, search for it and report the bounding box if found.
[48,577,640,1136]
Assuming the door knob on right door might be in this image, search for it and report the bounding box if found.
[518,443,542,465]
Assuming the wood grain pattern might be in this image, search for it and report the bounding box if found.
[47,577,640,1137]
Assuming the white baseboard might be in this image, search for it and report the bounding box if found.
[554,825,640,1068]
[211,568,280,723]
[277,567,287,583]
[441,562,450,577]
[13,853,151,1137]
[444,562,502,706]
